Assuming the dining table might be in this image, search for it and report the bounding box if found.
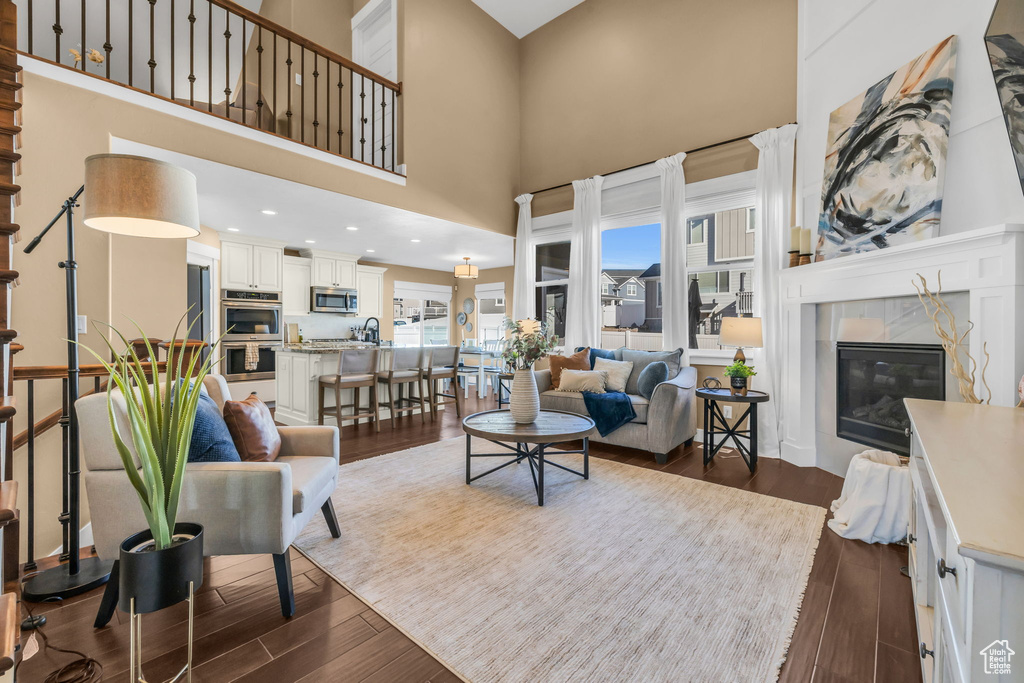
[458,346,503,399]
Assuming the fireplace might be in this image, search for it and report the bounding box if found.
[835,343,945,455]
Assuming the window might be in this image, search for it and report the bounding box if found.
[688,217,707,245]
[392,297,449,346]
[603,283,611,295]
[532,240,570,343]
[477,295,506,341]
[536,241,570,281]
[535,284,567,341]
[687,203,757,351]
[600,223,660,349]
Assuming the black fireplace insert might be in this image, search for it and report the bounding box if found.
[836,342,945,455]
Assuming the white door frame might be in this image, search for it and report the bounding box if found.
[351,0,397,166]
[186,240,221,370]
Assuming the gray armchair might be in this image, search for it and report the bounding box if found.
[535,366,697,464]
[77,375,340,627]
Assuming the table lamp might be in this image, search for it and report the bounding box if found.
[719,316,763,364]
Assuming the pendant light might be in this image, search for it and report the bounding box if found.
[454,256,479,279]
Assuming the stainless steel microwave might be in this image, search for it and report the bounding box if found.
[310,286,358,314]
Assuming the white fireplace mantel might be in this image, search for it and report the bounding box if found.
[776,224,1024,467]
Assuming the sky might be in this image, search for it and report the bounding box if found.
[601,223,661,270]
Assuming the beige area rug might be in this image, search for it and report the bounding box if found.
[295,438,825,683]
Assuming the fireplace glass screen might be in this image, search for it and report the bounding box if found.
[836,343,944,455]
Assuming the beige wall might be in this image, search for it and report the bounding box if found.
[519,0,796,214]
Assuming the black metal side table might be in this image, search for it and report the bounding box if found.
[696,388,769,473]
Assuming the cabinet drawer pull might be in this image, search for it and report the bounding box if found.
[920,643,934,659]
[937,558,957,579]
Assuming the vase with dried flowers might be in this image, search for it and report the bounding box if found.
[501,318,559,424]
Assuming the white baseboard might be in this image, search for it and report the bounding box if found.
[50,523,93,556]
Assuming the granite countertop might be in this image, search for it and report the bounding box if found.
[280,342,383,353]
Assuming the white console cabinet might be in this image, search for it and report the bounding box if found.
[905,399,1024,683]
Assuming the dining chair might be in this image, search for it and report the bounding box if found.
[422,346,462,419]
[318,348,380,433]
[377,347,429,425]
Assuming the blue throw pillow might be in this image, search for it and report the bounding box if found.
[188,391,241,463]
[576,347,618,369]
[637,361,669,400]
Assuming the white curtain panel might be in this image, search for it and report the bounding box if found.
[655,152,688,353]
[565,176,604,350]
[511,193,535,322]
[750,124,798,459]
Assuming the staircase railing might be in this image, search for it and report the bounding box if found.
[19,0,402,173]
[13,361,165,571]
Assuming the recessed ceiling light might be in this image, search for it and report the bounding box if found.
[227,227,240,232]
[346,226,359,231]
[261,209,278,215]
[366,249,375,253]
[411,239,421,243]
[305,240,316,244]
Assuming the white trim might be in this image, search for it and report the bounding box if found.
[216,231,288,249]
[186,244,221,364]
[474,281,505,298]
[689,349,734,366]
[394,280,453,302]
[23,56,407,185]
[186,240,220,262]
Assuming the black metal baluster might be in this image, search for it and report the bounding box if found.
[380,83,386,168]
[300,48,305,143]
[241,18,247,128]
[224,11,231,120]
[342,65,350,153]
[285,39,293,138]
[359,74,365,161]
[24,380,36,571]
[93,376,100,393]
[60,378,69,562]
[170,0,175,100]
[188,0,195,106]
[53,0,61,65]
[312,54,319,148]
[256,26,263,130]
[371,81,375,167]
[207,0,212,112]
[80,0,85,71]
[104,0,111,78]
[325,61,330,152]
[27,0,33,54]
[128,0,133,86]
[148,0,156,92]
[391,88,396,172]
[273,33,278,134]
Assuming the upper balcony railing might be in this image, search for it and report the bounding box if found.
[17,0,402,174]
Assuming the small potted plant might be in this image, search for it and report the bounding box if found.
[79,316,219,616]
[501,318,559,424]
[723,360,757,397]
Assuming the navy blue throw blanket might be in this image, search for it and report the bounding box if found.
[581,391,636,437]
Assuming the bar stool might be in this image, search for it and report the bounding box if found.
[421,346,462,419]
[318,348,380,432]
[377,347,428,426]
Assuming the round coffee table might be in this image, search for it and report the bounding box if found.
[462,410,595,506]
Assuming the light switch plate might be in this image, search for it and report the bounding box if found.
[722,405,733,419]
[295,73,302,86]
[77,315,88,334]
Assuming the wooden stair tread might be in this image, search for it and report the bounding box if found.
[0,396,14,422]
[0,183,19,197]
[0,593,15,673]
[0,270,17,283]
[0,329,16,342]
[0,223,19,236]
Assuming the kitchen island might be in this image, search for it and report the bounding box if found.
[275,343,436,426]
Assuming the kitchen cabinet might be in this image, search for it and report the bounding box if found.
[220,235,285,291]
[311,255,357,288]
[283,256,312,316]
[356,265,386,318]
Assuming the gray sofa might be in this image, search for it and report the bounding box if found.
[535,361,697,464]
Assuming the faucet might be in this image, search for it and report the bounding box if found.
[363,317,380,345]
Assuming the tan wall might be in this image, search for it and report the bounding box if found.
[519,0,796,214]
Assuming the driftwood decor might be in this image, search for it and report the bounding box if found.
[913,272,991,404]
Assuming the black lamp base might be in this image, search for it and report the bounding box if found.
[22,557,113,602]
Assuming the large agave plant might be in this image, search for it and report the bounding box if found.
[78,315,220,551]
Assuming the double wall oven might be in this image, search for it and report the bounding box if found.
[221,289,282,381]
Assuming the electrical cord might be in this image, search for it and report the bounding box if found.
[18,597,104,683]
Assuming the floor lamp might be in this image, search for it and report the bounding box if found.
[21,154,200,603]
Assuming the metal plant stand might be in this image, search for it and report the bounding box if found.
[129,582,195,683]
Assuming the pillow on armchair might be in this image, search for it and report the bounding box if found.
[223,394,281,462]
[189,391,242,463]
[548,347,591,389]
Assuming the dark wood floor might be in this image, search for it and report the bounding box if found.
[16,396,921,683]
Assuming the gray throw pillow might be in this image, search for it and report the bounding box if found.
[637,361,669,400]
[620,348,683,395]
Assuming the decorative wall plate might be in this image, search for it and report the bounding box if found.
[457,312,467,326]
[463,298,475,314]
[465,322,474,333]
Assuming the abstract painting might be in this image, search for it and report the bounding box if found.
[816,36,957,260]
[986,0,1024,197]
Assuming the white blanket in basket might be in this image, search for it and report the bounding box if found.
[828,449,910,544]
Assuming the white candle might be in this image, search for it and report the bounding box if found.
[800,227,812,255]
[790,227,801,252]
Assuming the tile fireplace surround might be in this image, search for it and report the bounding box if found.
[777,224,1024,467]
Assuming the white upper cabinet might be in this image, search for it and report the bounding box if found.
[283,256,312,316]
[311,255,358,288]
[219,235,285,291]
[356,265,387,318]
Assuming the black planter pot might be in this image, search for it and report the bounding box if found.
[730,375,748,396]
[118,522,204,614]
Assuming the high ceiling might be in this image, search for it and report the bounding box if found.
[110,139,514,272]
[472,0,586,38]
